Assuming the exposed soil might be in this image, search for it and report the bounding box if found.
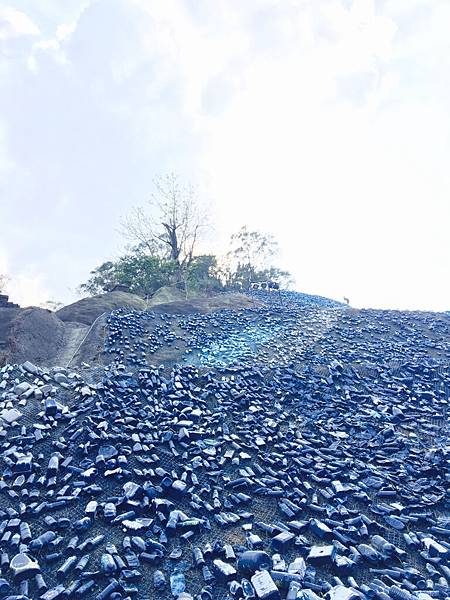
[56,291,147,324]
[0,307,65,366]
[48,322,89,367]
[148,292,259,315]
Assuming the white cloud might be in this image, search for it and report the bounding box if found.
[0,121,14,180]
[8,270,50,307]
[0,245,8,275]
[26,1,89,70]
[0,5,40,40]
[0,245,49,306]
[0,0,448,311]
[196,0,449,310]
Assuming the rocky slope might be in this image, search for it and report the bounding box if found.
[0,290,257,368]
[0,291,448,599]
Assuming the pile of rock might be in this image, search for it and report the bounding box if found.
[0,292,448,599]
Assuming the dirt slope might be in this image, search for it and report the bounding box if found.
[0,307,65,366]
[148,285,187,306]
[149,292,259,315]
[56,291,147,325]
[48,322,89,368]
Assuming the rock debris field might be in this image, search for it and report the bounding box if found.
[0,291,449,600]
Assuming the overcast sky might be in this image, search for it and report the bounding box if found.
[0,0,449,311]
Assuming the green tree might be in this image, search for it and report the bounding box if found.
[186,255,223,292]
[79,251,223,298]
[79,252,179,297]
[225,227,289,290]
[80,261,117,295]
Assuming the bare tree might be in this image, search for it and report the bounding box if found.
[121,174,208,274]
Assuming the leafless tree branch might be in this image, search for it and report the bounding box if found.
[120,173,209,277]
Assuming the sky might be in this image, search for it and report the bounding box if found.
[0,0,448,311]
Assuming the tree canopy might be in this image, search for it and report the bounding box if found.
[79,252,178,297]
[80,175,292,298]
[79,249,224,297]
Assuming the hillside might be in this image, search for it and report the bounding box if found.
[0,289,448,600]
[56,290,148,325]
[0,290,257,368]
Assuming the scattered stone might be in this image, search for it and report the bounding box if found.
[0,290,447,598]
[22,361,39,375]
[0,408,22,424]
[10,553,40,581]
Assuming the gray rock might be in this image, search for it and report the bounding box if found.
[251,570,281,600]
[22,361,39,375]
[326,585,363,600]
[53,373,69,385]
[10,553,40,581]
[0,408,22,424]
[14,382,31,395]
